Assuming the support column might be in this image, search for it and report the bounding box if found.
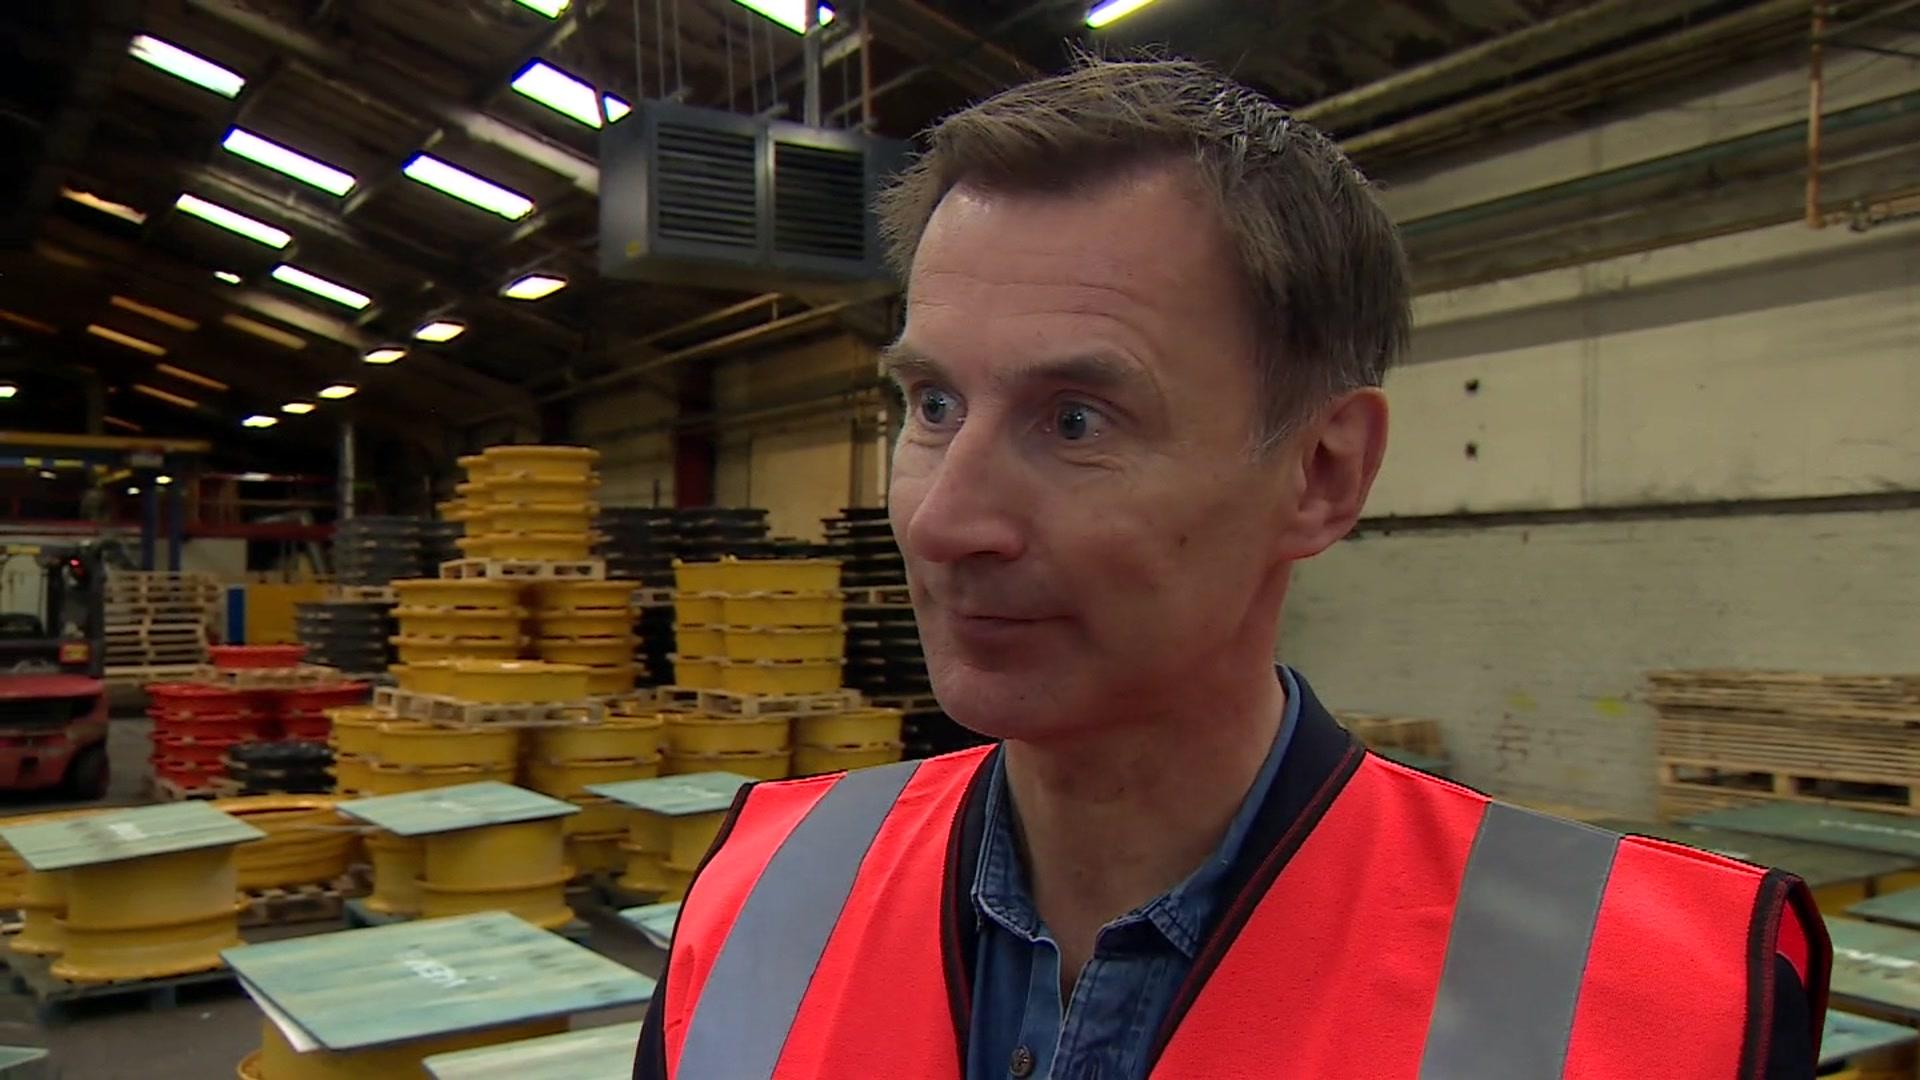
[338,421,356,522]
[166,480,184,572]
[140,483,157,570]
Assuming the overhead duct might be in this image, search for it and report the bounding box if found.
[599,101,908,292]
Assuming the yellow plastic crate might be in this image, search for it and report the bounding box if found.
[393,606,527,641]
[325,706,386,757]
[391,578,523,610]
[673,625,723,656]
[534,714,663,762]
[390,637,524,664]
[535,610,632,638]
[453,480,492,506]
[481,444,601,480]
[389,662,454,696]
[535,580,634,612]
[583,664,637,696]
[455,534,494,557]
[435,498,475,522]
[663,748,790,781]
[565,796,631,836]
[374,723,520,769]
[794,708,904,748]
[720,591,843,628]
[672,657,721,689]
[364,762,512,795]
[534,637,635,667]
[567,832,627,876]
[794,742,904,776]
[480,502,596,535]
[485,475,597,505]
[675,557,841,594]
[441,659,591,703]
[476,532,593,561]
[525,756,661,798]
[718,658,842,695]
[723,626,845,662]
[666,714,789,755]
[456,453,493,481]
[675,594,723,625]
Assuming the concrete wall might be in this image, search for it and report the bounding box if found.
[573,388,677,508]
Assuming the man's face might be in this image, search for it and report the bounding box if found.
[887,168,1294,741]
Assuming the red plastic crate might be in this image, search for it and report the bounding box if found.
[145,684,247,715]
[209,644,308,669]
[277,683,370,714]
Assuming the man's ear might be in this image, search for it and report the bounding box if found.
[1271,388,1389,560]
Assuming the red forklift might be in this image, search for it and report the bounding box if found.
[0,543,109,799]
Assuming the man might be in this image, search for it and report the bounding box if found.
[635,57,1828,1079]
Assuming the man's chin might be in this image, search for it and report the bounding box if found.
[926,668,1086,743]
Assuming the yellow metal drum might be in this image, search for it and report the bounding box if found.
[567,832,626,875]
[11,868,65,957]
[794,708,904,748]
[533,580,633,611]
[617,844,667,894]
[793,743,906,777]
[722,627,845,662]
[420,819,572,930]
[583,665,637,696]
[717,659,841,695]
[331,754,376,795]
[663,748,790,781]
[657,861,696,902]
[374,724,520,769]
[391,637,524,664]
[533,714,662,762]
[365,762,513,796]
[440,660,590,703]
[672,625,722,657]
[534,610,631,639]
[481,444,600,480]
[392,607,527,641]
[325,706,386,757]
[456,453,495,482]
[454,535,495,558]
[674,557,840,594]
[55,846,242,981]
[481,502,595,535]
[525,757,661,799]
[719,591,842,628]
[362,831,423,916]
[666,812,728,869]
[534,637,636,667]
[215,796,356,891]
[673,594,723,625]
[391,579,523,611]
[249,1015,565,1080]
[666,715,789,755]
[670,657,720,689]
[626,810,668,854]
[564,797,630,836]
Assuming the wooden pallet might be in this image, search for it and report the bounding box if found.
[371,686,605,727]
[328,585,398,603]
[194,665,344,688]
[0,950,238,1025]
[1658,761,1920,816]
[632,587,675,608]
[105,601,216,617]
[657,686,861,717]
[842,586,911,606]
[866,692,941,716]
[1338,714,1446,758]
[439,558,606,581]
[239,875,364,928]
[104,662,206,684]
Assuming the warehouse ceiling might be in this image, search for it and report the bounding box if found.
[0,0,1883,464]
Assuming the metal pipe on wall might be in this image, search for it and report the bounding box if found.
[337,421,355,522]
[1807,1,1826,229]
[804,1,823,127]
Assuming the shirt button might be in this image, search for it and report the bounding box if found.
[1009,1046,1035,1078]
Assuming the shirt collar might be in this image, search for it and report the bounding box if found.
[969,666,1303,959]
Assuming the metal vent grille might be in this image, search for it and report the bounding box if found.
[772,141,867,260]
[655,120,758,248]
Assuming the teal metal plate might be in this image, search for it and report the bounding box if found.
[1821,1009,1916,1066]
[1684,804,1920,860]
[336,782,577,837]
[0,801,264,871]
[1594,819,1915,888]
[222,912,655,1051]
[1828,917,1920,1020]
[424,1021,643,1079]
[0,1047,48,1076]
[621,902,681,949]
[588,772,753,817]
[1850,888,1920,930]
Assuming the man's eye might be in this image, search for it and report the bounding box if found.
[1053,402,1106,441]
[917,388,955,426]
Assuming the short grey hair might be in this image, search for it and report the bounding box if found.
[875,55,1411,448]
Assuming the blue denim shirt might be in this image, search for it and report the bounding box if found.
[966,667,1301,1080]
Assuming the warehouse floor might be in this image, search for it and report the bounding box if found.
[0,713,664,1078]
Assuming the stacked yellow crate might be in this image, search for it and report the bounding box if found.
[527,698,665,876]
[389,579,525,665]
[454,445,600,567]
[532,580,637,697]
[792,707,907,776]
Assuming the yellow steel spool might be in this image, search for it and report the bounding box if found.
[484,475,596,505]
[361,831,423,916]
[214,796,356,891]
[11,867,65,957]
[668,657,720,689]
[393,607,527,641]
[722,626,846,662]
[533,609,631,639]
[365,762,513,796]
[717,658,841,695]
[374,723,520,769]
[325,707,386,757]
[479,532,592,562]
[55,845,242,982]
[453,480,492,507]
[525,756,661,799]
[330,754,376,796]
[674,557,840,595]
[672,625,722,657]
[532,579,632,612]
[565,797,631,836]
[794,708,904,749]
[391,578,523,611]
[247,1015,566,1080]
[617,844,667,895]
[0,807,99,910]
[417,874,574,928]
[420,819,572,929]
[719,591,842,628]
[666,812,729,869]
[390,637,524,664]
[454,535,495,558]
[793,743,906,777]
[456,453,495,482]
[481,444,600,479]
[627,809,669,854]
[673,594,723,625]
[436,498,474,523]
[441,660,590,703]
[657,860,696,902]
[533,636,635,667]
[567,832,626,876]
[583,665,636,696]
[663,748,790,781]
[666,715,789,755]
[481,502,596,535]
[533,713,663,762]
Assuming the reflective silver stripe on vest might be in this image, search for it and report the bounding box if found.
[1418,802,1622,1079]
[676,760,921,1079]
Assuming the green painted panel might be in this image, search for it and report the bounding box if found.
[222,912,655,1051]
[1821,1009,1917,1066]
[621,902,680,949]
[1849,888,1920,930]
[0,802,263,871]
[336,782,577,837]
[1594,819,1914,888]
[1827,917,1920,1020]
[424,1021,643,1080]
[0,1047,48,1077]
[1685,804,1920,860]
[588,772,753,817]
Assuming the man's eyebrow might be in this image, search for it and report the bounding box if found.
[880,344,1147,394]
[879,342,938,383]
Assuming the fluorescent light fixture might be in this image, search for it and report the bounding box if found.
[0,310,57,335]
[512,0,571,15]
[128,34,245,98]
[0,384,16,400]
[126,486,140,495]
[60,187,146,225]
[86,324,167,356]
[155,363,229,391]
[155,474,173,486]
[502,273,567,300]
[221,128,357,196]
[281,401,315,414]
[105,416,143,433]
[729,0,833,33]
[414,319,466,343]
[239,471,272,482]
[241,414,278,428]
[174,193,292,249]
[221,314,307,350]
[603,94,632,122]
[37,470,56,480]
[110,295,199,332]
[511,60,602,129]
[270,264,372,310]
[132,383,199,409]
[317,384,357,400]
[1085,0,1162,27]
[402,155,534,220]
[214,270,242,285]
[363,346,406,365]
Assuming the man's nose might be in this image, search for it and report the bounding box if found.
[902,422,1026,566]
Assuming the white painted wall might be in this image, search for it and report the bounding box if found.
[573,390,677,508]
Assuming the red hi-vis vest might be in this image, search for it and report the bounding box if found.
[655,729,1828,1078]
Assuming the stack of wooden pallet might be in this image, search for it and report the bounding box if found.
[1649,669,1920,821]
[1340,712,1452,776]
[103,571,219,682]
